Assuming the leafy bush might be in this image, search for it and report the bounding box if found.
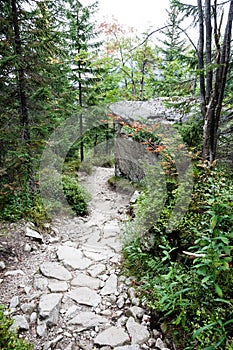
[62,174,90,216]
[122,164,233,349]
[0,182,34,222]
[39,168,90,217]
[0,306,33,350]
[174,115,203,149]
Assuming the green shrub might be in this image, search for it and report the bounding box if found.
[174,115,203,149]
[122,164,233,349]
[0,306,33,350]
[62,174,90,216]
[39,168,90,217]
[0,182,34,222]
[62,159,80,174]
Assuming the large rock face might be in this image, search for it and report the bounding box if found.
[110,98,195,181]
[110,98,190,125]
[110,99,169,181]
[114,136,158,181]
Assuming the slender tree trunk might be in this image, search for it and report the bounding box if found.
[212,0,233,161]
[203,0,233,163]
[76,5,84,162]
[140,59,146,100]
[197,0,206,117]
[205,0,212,105]
[78,74,84,162]
[94,132,98,155]
[105,123,109,155]
[11,0,30,143]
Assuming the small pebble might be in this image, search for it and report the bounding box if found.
[24,243,32,252]
[0,261,6,270]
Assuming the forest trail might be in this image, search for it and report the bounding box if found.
[0,166,171,350]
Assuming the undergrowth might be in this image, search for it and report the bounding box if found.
[122,164,233,349]
[0,306,33,350]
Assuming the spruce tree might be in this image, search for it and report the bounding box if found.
[0,0,75,219]
[157,0,194,96]
[65,0,102,161]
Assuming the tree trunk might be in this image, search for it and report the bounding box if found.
[205,0,212,105]
[203,0,233,163]
[11,0,30,143]
[197,0,206,117]
[76,5,84,162]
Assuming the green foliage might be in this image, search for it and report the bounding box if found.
[62,174,90,216]
[39,167,90,217]
[123,165,233,349]
[174,115,203,149]
[122,125,161,144]
[65,122,115,163]
[0,154,33,221]
[0,305,33,350]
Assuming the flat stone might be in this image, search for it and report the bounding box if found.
[20,301,36,314]
[68,311,108,331]
[125,306,145,320]
[48,280,69,292]
[37,321,47,337]
[11,315,29,331]
[103,222,120,238]
[64,305,80,321]
[88,263,106,278]
[43,335,63,350]
[25,227,43,241]
[71,273,101,289]
[83,250,112,261]
[128,287,136,300]
[114,346,140,350]
[85,230,101,245]
[101,309,112,316]
[100,274,118,295]
[40,262,72,281]
[156,338,167,349]
[0,261,6,270]
[105,239,122,253]
[10,296,20,309]
[38,293,62,326]
[30,312,37,323]
[94,326,130,347]
[5,269,25,276]
[57,245,92,270]
[33,276,48,291]
[67,287,101,307]
[126,317,150,344]
[116,296,125,309]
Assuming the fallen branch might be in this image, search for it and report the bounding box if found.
[182,250,205,258]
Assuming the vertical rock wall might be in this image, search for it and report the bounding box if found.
[115,136,158,181]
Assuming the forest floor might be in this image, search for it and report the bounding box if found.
[0,166,174,350]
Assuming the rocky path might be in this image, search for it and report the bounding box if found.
[0,167,171,350]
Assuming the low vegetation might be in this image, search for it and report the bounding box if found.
[0,306,33,350]
[122,161,233,349]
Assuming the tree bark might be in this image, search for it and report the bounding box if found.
[205,0,212,105]
[76,3,84,162]
[197,0,206,117]
[11,0,30,143]
[203,0,233,163]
